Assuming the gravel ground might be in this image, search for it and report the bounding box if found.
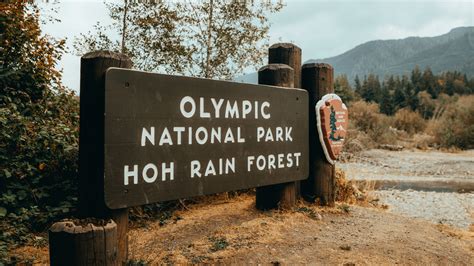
[339,149,474,182]
[340,149,474,230]
[374,190,474,229]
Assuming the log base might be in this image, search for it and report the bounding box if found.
[49,220,117,266]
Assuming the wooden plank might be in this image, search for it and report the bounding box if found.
[103,68,309,209]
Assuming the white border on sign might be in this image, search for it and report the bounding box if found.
[315,93,347,165]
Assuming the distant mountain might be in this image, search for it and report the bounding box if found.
[235,72,258,84]
[236,27,474,84]
[308,27,474,81]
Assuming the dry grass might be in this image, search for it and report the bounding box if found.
[8,245,49,265]
[347,101,397,151]
[343,96,473,152]
[426,95,474,149]
[334,168,380,207]
[394,108,426,135]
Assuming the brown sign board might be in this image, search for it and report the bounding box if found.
[316,94,348,164]
[104,68,309,209]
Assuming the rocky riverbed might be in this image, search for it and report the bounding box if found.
[339,149,474,230]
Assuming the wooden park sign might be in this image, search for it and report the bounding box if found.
[104,68,309,209]
[315,94,348,164]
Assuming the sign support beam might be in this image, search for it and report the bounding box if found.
[256,64,297,210]
[79,51,132,263]
[300,63,336,206]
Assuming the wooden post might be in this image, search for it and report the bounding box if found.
[79,51,132,263]
[255,64,296,210]
[49,220,117,265]
[268,43,303,198]
[300,63,336,206]
[268,43,302,88]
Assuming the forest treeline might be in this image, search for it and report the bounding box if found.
[337,67,473,153]
[335,67,474,118]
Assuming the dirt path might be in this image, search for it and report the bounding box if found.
[128,194,474,264]
[10,149,474,264]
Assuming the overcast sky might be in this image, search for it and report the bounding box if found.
[40,0,474,92]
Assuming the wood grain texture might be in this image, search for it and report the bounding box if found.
[103,68,309,208]
[79,51,131,263]
[268,43,303,198]
[256,64,296,210]
[300,63,336,206]
[49,221,118,266]
[269,43,302,88]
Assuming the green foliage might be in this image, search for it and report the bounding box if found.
[352,66,474,118]
[208,236,229,252]
[74,0,283,80]
[1,2,79,260]
[360,74,382,103]
[334,74,357,103]
[379,87,395,115]
[74,1,188,74]
[296,206,320,220]
[177,0,283,79]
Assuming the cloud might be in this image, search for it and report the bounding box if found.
[38,0,473,91]
[268,0,473,61]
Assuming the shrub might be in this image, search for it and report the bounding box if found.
[428,95,474,149]
[348,100,396,145]
[0,2,79,260]
[393,108,426,135]
[417,90,436,119]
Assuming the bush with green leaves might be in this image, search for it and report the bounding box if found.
[1,2,79,260]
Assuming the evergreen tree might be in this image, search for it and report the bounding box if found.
[422,67,438,98]
[385,75,396,92]
[334,74,356,102]
[404,82,419,110]
[445,76,455,95]
[393,76,407,110]
[379,87,395,115]
[361,74,381,103]
[410,65,422,93]
[350,66,473,115]
[354,75,362,97]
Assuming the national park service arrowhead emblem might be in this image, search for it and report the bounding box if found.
[316,94,349,164]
